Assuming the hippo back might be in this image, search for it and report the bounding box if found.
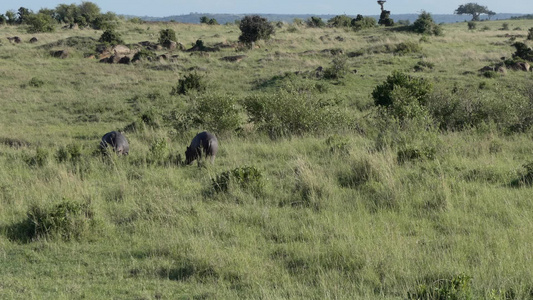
[101,131,129,155]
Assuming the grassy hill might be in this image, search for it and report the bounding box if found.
[0,18,533,299]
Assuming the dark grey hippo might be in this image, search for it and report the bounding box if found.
[100,131,129,155]
[185,131,218,166]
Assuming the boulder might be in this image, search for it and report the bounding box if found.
[51,50,69,59]
[29,37,38,43]
[7,36,22,43]
[118,56,131,64]
[112,45,131,55]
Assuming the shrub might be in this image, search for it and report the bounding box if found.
[327,15,352,27]
[55,143,82,163]
[243,89,348,138]
[171,73,206,95]
[501,23,509,30]
[372,71,433,118]
[351,15,377,31]
[190,94,243,134]
[26,13,56,33]
[323,56,348,80]
[238,15,275,45]
[149,138,168,165]
[325,135,350,155]
[395,41,422,55]
[306,16,325,28]
[158,28,177,45]
[25,199,94,241]
[510,162,533,187]
[412,11,443,36]
[98,29,124,45]
[132,48,157,62]
[414,61,435,72]
[24,147,49,167]
[407,274,472,300]
[528,28,533,40]
[467,21,477,30]
[28,77,44,87]
[378,10,394,26]
[511,42,533,61]
[212,166,264,195]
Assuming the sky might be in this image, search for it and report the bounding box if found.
[0,0,531,17]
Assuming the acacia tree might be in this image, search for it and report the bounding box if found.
[454,3,490,21]
[238,15,274,46]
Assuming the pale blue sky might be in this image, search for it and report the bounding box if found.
[1,0,531,17]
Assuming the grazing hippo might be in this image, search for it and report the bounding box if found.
[185,131,218,166]
[100,131,129,155]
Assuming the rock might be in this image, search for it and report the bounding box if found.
[496,66,507,74]
[167,41,177,50]
[29,37,38,43]
[51,50,69,59]
[7,37,22,43]
[509,62,531,72]
[478,66,495,72]
[112,45,130,55]
[220,55,247,62]
[118,56,131,64]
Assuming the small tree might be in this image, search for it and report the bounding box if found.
[238,15,274,45]
[351,14,376,31]
[467,21,477,30]
[306,16,325,28]
[17,7,32,24]
[26,13,56,33]
[378,10,394,26]
[200,16,209,24]
[412,11,443,36]
[454,3,490,21]
[158,28,177,45]
[99,29,124,45]
[5,10,16,25]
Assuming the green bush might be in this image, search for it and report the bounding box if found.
[378,10,394,26]
[28,77,45,87]
[24,147,49,167]
[467,21,477,30]
[55,143,82,163]
[412,11,443,36]
[158,28,177,45]
[212,166,264,195]
[395,41,423,55]
[407,274,472,300]
[243,89,348,138]
[149,138,168,165]
[26,12,56,33]
[171,73,206,95]
[323,56,348,79]
[372,71,433,119]
[238,15,275,45]
[528,28,533,40]
[98,29,124,45]
[25,199,94,241]
[132,48,157,62]
[327,15,352,27]
[306,16,325,28]
[190,93,243,134]
[351,15,377,31]
[511,42,533,61]
[325,135,350,155]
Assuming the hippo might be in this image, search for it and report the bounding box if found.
[185,131,218,166]
[100,131,129,155]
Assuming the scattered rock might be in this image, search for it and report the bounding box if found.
[51,50,69,59]
[220,55,247,62]
[7,36,22,43]
[112,45,131,55]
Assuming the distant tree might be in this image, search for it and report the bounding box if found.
[17,7,32,24]
[292,18,304,26]
[412,11,443,36]
[78,1,101,27]
[0,14,6,25]
[54,4,78,25]
[238,15,275,45]
[327,15,352,27]
[378,10,394,26]
[306,16,325,28]
[397,19,411,26]
[200,16,209,24]
[92,11,118,30]
[351,14,376,31]
[487,11,496,20]
[38,8,56,19]
[5,10,16,25]
[528,28,533,41]
[207,18,218,25]
[454,3,490,21]
[26,13,56,33]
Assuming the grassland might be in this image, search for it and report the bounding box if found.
[1,18,533,299]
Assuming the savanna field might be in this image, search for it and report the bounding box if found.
[1,12,533,299]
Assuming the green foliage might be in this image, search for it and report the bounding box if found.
[325,135,350,155]
[528,28,533,40]
[149,138,168,164]
[501,23,509,30]
[25,12,56,33]
[395,41,423,55]
[455,3,490,21]
[510,162,533,186]
[98,29,124,45]
[243,89,348,137]
[337,158,379,188]
[55,144,82,163]
[200,16,218,25]
[327,15,352,27]
[158,28,177,45]
[412,11,443,36]
[212,166,264,194]
[171,73,206,95]
[306,16,325,28]
[407,274,473,300]
[190,94,243,133]
[323,56,348,79]
[238,15,275,45]
[467,21,477,30]
[351,14,377,31]
[24,147,49,167]
[26,199,94,241]
[28,77,45,87]
[414,61,435,72]
[372,71,433,114]
[511,42,533,61]
[132,48,157,62]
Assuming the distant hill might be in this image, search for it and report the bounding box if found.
[128,13,526,25]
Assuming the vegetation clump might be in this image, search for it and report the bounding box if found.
[212,166,264,194]
[98,29,124,45]
[407,274,473,300]
[351,14,377,31]
[411,11,443,36]
[238,15,275,45]
[306,16,326,28]
[171,73,206,95]
[158,28,177,46]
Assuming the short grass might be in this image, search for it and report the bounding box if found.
[1,19,533,299]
